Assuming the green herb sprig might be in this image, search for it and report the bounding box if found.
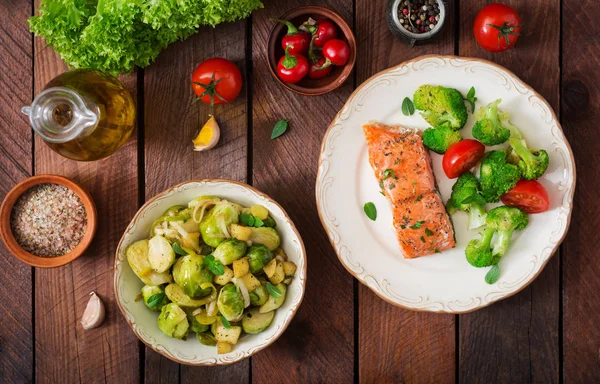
[465,86,477,113]
[204,255,225,276]
[485,265,500,284]
[402,97,415,116]
[364,202,377,221]
[266,282,282,298]
[221,315,232,329]
[146,292,165,309]
[271,120,289,139]
[240,213,264,227]
[172,242,187,256]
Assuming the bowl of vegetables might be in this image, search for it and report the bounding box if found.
[114,179,306,365]
[267,6,356,96]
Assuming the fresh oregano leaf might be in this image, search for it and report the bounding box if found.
[253,217,264,227]
[271,119,289,139]
[364,202,377,221]
[240,213,255,226]
[205,255,224,276]
[401,97,415,116]
[425,227,434,237]
[465,86,477,113]
[485,264,500,284]
[172,242,187,256]
[146,292,165,309]
[409,220,424,229]
[221,315,232,329]
[383,169,398,180]
[266,282,282,298]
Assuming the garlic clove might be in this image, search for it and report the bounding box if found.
[81,291,106,330]
[192,115,220,151]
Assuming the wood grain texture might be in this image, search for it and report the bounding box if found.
[32,0,141,380]
[251,1,354,383]
[143,21,249,382]
[561,0,600,381]
[0,0,33,383]
[356,0,457,382]
[458,1,560,383]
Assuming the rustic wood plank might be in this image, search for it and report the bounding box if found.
[356,0,457,382]
[458,1,560,383]
[0,0,34,382]
[251,1,354,382]
[32,1,141,381]
[562,0,600,381]
[143,21,249,381]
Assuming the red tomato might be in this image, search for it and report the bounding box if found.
[312,19,338,47]
[192,58,242,106]
[442,139,486,179]
[473,3,521,52]
[308,56,333,79]
[322,39,350,66]
[501,180,550,213]
[277,47,309,84]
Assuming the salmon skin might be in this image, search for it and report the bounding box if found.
[363,122,455,258]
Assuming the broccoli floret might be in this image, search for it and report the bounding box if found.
[446,172,487,229]
[486,206,528,260]
[479,150,521,203]
[422,124,462,154]
[465,227,496,267]
[413,85,468,130]
[471,99,511,145]
[506,124,550,180]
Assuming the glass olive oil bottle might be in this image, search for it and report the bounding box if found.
[22,69,135,161]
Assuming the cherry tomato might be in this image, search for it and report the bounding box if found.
[473,3,522,52]
[322,39,350,66]
[192,58,242,106]
[309,19,338,47]
[442,139,486,179]
[501,180,549,213]
[271,18,310,54]
[277,46,309,84]
[308,56,333,79]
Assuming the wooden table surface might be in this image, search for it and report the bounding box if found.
[1,0,599,382]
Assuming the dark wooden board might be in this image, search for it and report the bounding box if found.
[355,0,457,381]
[32,0,141,380]
[0,0,33,383]
[458,1,560,383]
[250,1,355,383]
[561,0,600,381]
[143,21,249,382]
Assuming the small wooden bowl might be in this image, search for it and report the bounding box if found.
[0,175,97,268]
[267,6,356,96]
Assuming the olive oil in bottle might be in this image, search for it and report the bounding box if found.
[22,69,135,161]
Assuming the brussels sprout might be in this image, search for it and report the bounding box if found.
[217,284,245,322]
[262,216,277,228]
[249,284,268,306]
[246,244,274,274]
[165,283,216,308]
[199,202,240,247]
[242,308,275,334]
[259,283,287,313]
[248,227,280,251]
[213,239,247,265]
[126,240,172,286]
[197,332,217,346]
[158,303,189,339]
[141,285,168,312]
[172,254,213,298]
[148,235,176,273]
[188,313,210,333]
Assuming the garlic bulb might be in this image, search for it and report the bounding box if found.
[81,291,106,330]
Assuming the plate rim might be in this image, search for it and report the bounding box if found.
[315,54,576,314]
[113,178,307,365]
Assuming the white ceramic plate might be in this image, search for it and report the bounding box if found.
[316,55,575,313]
[114,180,306,365]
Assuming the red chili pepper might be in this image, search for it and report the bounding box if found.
[315,39,350,70]
[303,19,338,47]
[308,56,333,79]
[271,18,310,55]
[277,46,309,84]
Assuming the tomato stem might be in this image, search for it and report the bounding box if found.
[270,18,299,35]
[487,22,522,46]
[193,72,227,107]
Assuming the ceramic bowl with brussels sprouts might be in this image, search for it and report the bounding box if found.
[114,180,306,365]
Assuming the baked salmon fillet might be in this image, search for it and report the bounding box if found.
[362,122,455,258]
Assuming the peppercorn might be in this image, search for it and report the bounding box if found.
[397,0,441,34]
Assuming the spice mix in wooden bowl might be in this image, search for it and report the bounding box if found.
[0,175,97,268]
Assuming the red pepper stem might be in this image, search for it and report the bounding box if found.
[314,58,332,71]
[282,46,298,69]
[270,18,299,35]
